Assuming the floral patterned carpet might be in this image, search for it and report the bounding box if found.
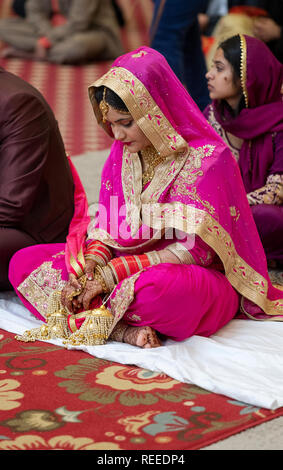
[1,0,283,452]
[0,328,282,451]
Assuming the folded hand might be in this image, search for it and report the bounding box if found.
[61,273,83,313]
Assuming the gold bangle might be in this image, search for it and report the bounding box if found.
[94,270,108,293]
[84,253,106,266]
[95,265,116,293]
[147,250,161,265]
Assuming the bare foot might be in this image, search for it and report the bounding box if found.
[123,325,162,348]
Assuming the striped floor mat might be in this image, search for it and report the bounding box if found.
[0,0,153,156]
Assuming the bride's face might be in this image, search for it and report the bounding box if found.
[106,106,151,153]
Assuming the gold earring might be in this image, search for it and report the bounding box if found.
[99,87,109,123]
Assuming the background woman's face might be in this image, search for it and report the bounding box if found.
[206,48,242,105]
[106,106,151,153]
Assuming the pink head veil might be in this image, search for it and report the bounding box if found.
[87,46,283,318]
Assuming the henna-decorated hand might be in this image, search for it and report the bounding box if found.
[61,273,82,313]
[75,278,104,311]
[61,260,101,313]
[84,258,97,280]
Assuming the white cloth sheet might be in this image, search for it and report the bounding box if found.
[1,291,283,410]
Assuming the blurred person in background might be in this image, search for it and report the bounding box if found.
[0,67,76,290]
[252,0,283,63]
[0,0,123,64]
[150,0,210,111]
[204,34,283,266]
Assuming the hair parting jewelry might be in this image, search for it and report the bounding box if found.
[99,87,110,123]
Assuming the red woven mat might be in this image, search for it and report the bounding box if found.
[0,328,282,451]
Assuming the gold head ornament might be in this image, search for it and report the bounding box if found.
[99,87,109,123]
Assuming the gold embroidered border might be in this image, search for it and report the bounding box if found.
[88,204,283,317]
[87,226,163,252]
[18,262,66,319]
[240,34,248,108]
[121,145,188,236]
[207,105,240,161]
[108,271,142,335]
[69,247,85,277]
[88,67,188,157]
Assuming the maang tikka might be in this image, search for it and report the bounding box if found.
[99,87,109,123]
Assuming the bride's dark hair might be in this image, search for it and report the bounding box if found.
[94,86,129,112]
[218,34,246,114]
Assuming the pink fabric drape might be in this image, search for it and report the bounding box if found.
[64,157,90,277]
[88,46,283,318]
[9,46,283,332]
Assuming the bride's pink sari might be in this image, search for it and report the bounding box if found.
[9,46,283,343]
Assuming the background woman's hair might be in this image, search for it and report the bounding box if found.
[94,86,129,112]
[218,34,246,113]
[218,34,241,84]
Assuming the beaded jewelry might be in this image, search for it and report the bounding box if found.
[140,146,167,186]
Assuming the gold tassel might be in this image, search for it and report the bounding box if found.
[15,291,70,343]
[64,305,114,346]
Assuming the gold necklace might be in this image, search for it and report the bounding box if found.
[140,146,166,186]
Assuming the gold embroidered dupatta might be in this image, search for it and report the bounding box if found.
[87,46,283,323]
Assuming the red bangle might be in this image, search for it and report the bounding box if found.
[84,240,112,266]
[108,254,152,283]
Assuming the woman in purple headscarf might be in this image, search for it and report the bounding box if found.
[204,34,283,267]
[9,46,283,349]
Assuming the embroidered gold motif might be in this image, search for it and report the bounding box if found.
[132,50,148,58]
[103,179,112,191]
[52,251,65,259]
[247,174,283,205]
[128,314,142,322]
[169,145,216,215]
[230,206,240,221]
[108,272,142,336]
[206,105,240,161]
[18,261,66,319]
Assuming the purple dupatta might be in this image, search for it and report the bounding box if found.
[213,34,283,193]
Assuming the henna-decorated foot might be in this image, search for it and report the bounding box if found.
[123,325,162,348]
